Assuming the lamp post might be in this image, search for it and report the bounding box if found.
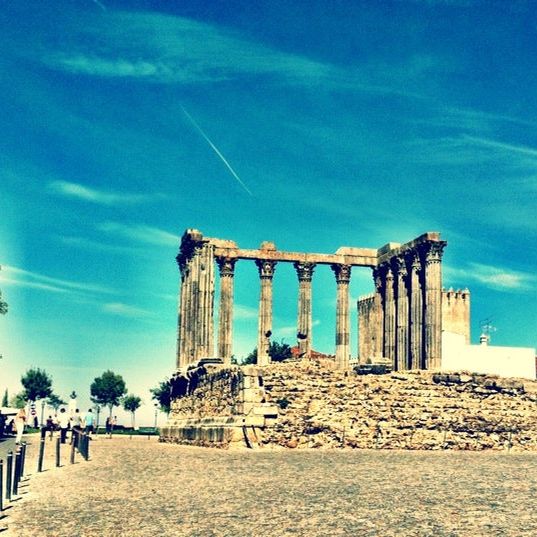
[40,399,46,427]
[153,402,159,432]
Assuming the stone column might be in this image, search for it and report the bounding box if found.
[383,265,396,367]
[195,242,215,362]
[421,241,446,370]
[294,262,316,358]
[331,264,351,370]
[256,260,277,366]
[176,263,188,368]
[216,256,237,366]
[408,251,423,370]
[394,256,409,371]
[372,267,384,360]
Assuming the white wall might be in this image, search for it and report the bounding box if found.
[442,331,536,380]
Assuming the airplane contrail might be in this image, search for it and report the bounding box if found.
[180,106,253,196]
[91,0,107,11]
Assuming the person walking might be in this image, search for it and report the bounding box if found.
[58,408,70,444]
[105,416,112,437]
[14,407,26,445]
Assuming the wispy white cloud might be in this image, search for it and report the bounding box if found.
[97,221,179,246]
[45,12,329,85]
[0,265,116,295]
[278,319,321,337]
[461,136,537,159]
[103,302,151,317]
[408,135,537,169]
[49,180,162,206]
[445,262,535,292]
[410,106,537,134]
[233,304,258,320]
[41,11,440,100]
[58,235,141,255]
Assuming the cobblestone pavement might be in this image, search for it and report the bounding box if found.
[3,436,537,536]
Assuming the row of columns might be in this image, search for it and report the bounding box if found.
[374,241,445,371]
[177,247,353,369]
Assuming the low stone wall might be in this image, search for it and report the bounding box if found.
[161,359,537,450]
[160,365,278,448]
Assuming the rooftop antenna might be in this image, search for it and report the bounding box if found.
[479,317,496,345]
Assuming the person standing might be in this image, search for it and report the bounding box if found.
[58,408,70,444]
[15,408,26,445]
[46,415,55,439]
[84,408,95,435]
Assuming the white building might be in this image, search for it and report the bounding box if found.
[442,331,536,380]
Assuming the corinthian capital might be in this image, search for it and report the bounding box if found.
[331,264,351,284]
[406,250,421,275]
[294,261,316,282]
[255,259,277,279]
[421,241,447,265]
[216,256,237,278]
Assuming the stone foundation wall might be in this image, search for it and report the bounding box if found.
[161,359,537,450]
[160,365,278,448]
[261,359,537,450]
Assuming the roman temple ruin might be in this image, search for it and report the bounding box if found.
[176,229,447,371]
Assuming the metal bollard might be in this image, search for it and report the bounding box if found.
[0,459,4,512]
[81,433,86,460]
[37,436,46,473]
[70,434,76,464]
[56,436,61,467]
[20,442,26,478]
[13,449,21,496]
[6,452,13,502]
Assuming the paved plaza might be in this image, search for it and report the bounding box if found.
[2,435,537,536]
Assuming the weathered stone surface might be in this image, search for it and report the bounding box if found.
[162,359,537,451]
[260,360,537,451]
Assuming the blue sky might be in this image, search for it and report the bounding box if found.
[1,0,536,424]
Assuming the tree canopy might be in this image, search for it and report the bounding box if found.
[21,368,53,401]
[122,394,142,429]
[0,290,7,315]
[90,370,127,415]
[150,378,172,414]
[242,340,292,365]
[47,393,66,411]
[2,389,8,407]
[10,391,26,409]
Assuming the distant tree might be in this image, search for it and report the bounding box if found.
[9,391,26,409]
[122,394,142,429]
[243,348,257,365]
[150,379,172,414]
[21,368,53,402]
[90,370,127,417]
[0,291,7,315]
[242,340,292,365]
[2,389,8,407]
[47,393,66,412]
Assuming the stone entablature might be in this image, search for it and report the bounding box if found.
[176,229,447,372]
